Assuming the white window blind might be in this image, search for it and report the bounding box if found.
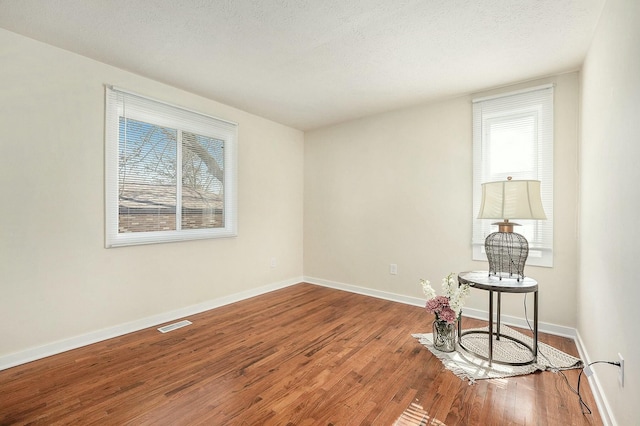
[105,86,238,247]
[472,85,553,267]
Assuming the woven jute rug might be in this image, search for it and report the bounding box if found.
[413,325,583,383]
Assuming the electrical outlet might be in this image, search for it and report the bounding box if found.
[618,353,624,387]
[389,264,398,275]
[270,257,277,268]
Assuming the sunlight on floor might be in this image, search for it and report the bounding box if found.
[487,377,510,388]
[393,402,447,426]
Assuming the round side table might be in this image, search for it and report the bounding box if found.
[457,270,538,367]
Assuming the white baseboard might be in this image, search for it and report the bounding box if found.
[2,275,615,426]
[305,276,575,337]
[460,307,576,338]
[304,276,426,307]
[573,330,617,426]
[305,275,615,425]
[0,277,302,371]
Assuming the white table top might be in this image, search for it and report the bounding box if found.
[458,270,538,293]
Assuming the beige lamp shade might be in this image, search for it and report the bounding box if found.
[477,179,547,221]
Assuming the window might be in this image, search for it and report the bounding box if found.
[472,85,553,267]
[105,86,238,247]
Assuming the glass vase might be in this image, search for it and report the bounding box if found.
[432,319,456,352]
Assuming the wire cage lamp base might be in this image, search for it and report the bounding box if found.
[484,231,529,281]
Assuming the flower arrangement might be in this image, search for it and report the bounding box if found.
[420,273,470,324]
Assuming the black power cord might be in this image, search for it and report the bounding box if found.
[576,360,620,414]
[521,294,620,416]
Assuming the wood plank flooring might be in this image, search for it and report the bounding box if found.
[0,283,602,425]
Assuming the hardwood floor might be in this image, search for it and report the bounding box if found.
[0,283,602,425]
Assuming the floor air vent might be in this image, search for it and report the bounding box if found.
[158,320,192,333]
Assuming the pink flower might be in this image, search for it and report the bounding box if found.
[438,307,457,324]
[425,295,449,315]
[420,274,470,325]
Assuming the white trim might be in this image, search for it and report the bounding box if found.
[460,306,576,338]
[108,85,238,126]
[305,275,613,425]
[472,244,552,268]
[104,86,239,248]
[304,276,426,308]
[2,275,614,426]
[472,85,554,267]
[0,277,302,371]
[574,330,617,426]
[305,276,574,337]
[472,83,554,103]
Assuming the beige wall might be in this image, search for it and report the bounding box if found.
[1,7,635,422]
[579,0,640,423]
[0,29,304,357]
[304,72,580,328]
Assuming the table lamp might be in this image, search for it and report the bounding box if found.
[477,177,546,280]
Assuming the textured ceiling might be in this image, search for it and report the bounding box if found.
[0,0,605,130]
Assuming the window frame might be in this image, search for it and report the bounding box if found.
[105,86,238,248]
[472,84,554,267]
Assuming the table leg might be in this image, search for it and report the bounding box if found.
[457,311,462,346]
[497,291,501,341]
[488,290,493,366]
[534,290,538,361]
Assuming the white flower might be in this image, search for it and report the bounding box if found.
[441,272,457,298]
[448,283,471,317]
[420,279,437,300]
[421,274,470,319]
